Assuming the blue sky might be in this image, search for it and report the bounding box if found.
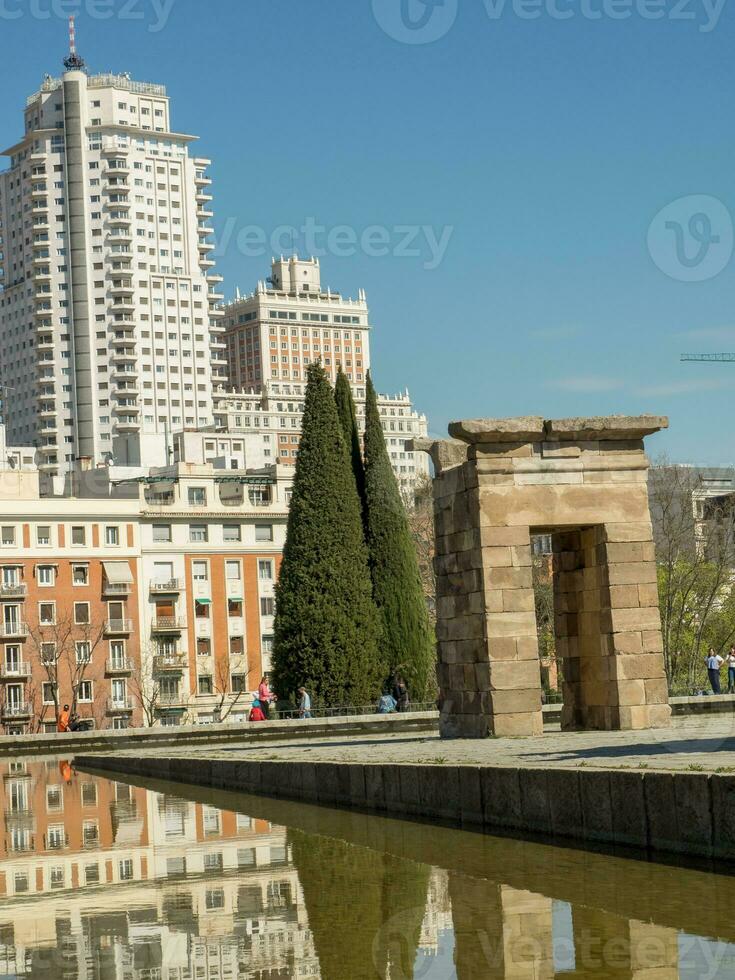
[3,0,735,463]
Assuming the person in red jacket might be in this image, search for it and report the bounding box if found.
[249,698,266,722]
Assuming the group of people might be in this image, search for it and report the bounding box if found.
[56,704,93,733]
[248,677,312,722]
[378,674,411,714]
[705,647,735,694]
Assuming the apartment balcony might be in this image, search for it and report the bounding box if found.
[33,304,52,318]
[152,653,185,673]
[30,169,46,182]
[101,140,130,155]
[0,662,30,680]
[102,581,132,597]
[112,402,140,415]
[109,319,136,332]
[111,366,139,381]
[144,491,176,507]
[34,266,52,281]
[104,619,133,635]
[109,299,136,313]
[196,206,213,219]
[107,214,132,228]
[36,333,54,348]
[38,461,58,473]
[198,240,215,253]
[105,658,133,676]
[106,697,133,713]
[206,272,224,283]
[208,290,225,302]
[103,161,131,175]
[150,578,181,593]
[112,385,140,399]
[151,616,185,633]
[109,281,134,295]
[211,355,228,367]
[4,809,34,826]
[156,691,188,708]
[31,237,50,250]
[37,405,57,418]
[0,582,26,601]
[195,173,212,186]
[199,257,215,269]
[33,250,50,263]
[111,349,137,363]
[195,191,213,203]
[37,423,57,437]
[114,419,140,432]
[0,623,29,640]
[1,702,30,719]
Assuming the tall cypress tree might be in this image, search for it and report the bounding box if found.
[363,371,435,700]
[272,362,382,707]
[334,368,365,508]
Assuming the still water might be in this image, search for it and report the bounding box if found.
[0,759,732,979]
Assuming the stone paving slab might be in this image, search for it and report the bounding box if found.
[156,715,735,773]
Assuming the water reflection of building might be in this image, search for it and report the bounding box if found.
[0,760,320,978]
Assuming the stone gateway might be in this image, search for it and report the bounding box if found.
[416,416,671,739]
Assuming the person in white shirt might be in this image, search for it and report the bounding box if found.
[727,647,735,694]
[705,648,724,694]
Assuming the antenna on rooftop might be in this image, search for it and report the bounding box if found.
[63,16,86,72]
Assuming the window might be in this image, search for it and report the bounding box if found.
[192,560,208,581]
[46,785,63,811]
[81,782,97,807]
[82,822,99,847]
[228,599,243,617]
[189,524,207,542]
[105,525,120,546]
[198,674,212,695]
[84,863,100,884]
[223,524,241,542]
[231,674,247,693]
[14,871,29,893]
[36,525,51,546]
[42,682,56,704]
[197,638,211,657]
[41,643,56,665]
[77,680,93,702]
[195,600,210,619]
[37,564,56,587]
[260,597,275,617]
[39,602,55,625]
[76,641,91,664]
[119,859,134,881]
[74,602,90,625]
[225,560,240,581]
[1,526,15,546]
[258,560,273,581]
[204,852,223,871]
[261,635,274,653]
[71,526,86,545]
[72,563,89,585]
[152,524,171,543]
[205,888,224,910]
[188,487,206,506]
[255,524,273,542]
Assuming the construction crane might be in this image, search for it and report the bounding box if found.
[681,353,735,363]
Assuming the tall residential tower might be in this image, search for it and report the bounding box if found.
[0,44,225,484]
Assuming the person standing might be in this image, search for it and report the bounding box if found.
[705,649,724,694]
[727,647,735,694]
[258,675,276,718]
[298,687,312,719]
[392,674,410,713]
[57,704,71,733]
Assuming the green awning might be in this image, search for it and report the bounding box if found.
[195,597,211,605]
[228,595,243,603]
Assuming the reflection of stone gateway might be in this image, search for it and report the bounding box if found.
[415,416,672,738]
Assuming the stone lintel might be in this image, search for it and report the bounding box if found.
[447,415,668,446]
[448,417,545,444]
[543,416,668,442]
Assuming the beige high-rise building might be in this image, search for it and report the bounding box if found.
[0,47,225,486]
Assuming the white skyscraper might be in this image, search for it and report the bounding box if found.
[0,39,225,484]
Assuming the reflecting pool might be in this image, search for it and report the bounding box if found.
[0,758,732,978]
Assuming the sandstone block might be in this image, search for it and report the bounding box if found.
[602,522,654,543]
[490,689,542,714]
[449,416,545,444]
[486,611,537,639]
[502,589,535,613]
[489,659,542,691]
[637,582,660,606]
[492,710,544,736]
[641,629,665,653]
[483,565,533,591]
[483,546,513,567]
[608,584,641,608]
[606,561,658,586]
[606,541,656,563]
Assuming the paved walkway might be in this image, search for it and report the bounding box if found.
[163,715,735,772]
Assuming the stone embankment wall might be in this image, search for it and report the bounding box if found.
[78,752,735,863]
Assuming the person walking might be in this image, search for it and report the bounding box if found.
[57,704,71,733]
[298,687,312,719]
[705,649,724,694]
[392,674,410,713]
[727,647,735,694]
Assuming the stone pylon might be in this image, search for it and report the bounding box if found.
[416,416,671,738]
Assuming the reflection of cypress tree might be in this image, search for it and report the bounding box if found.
[290,828,430,980]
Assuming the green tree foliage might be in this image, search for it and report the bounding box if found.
[289,827,430,980]
[272,362,383,706]
[334,367,365,508]
[362,371,435,699]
